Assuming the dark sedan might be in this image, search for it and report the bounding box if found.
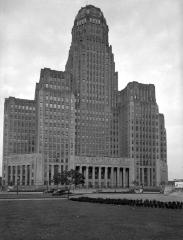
[52,189,67,196]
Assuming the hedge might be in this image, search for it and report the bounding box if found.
[70,197,183,209]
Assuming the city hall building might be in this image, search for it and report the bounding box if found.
[2,5,168,188]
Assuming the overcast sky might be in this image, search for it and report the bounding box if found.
[0,0,182,179]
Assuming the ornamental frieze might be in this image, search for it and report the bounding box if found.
[74,156,132,167]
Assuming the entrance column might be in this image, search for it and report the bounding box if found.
[85,166,89,188]
[98,167,101,188]
[104,167,108,188]
[119,168,122,187]
[79,165,82,174]
[10,166,13,185]
[126,168,129,187]
[58,165,61,173]
[81,166,85,180]
[142,167,144,186]
[111,167,114,188]
[29,165,32,185]
[150,168,153,186]
[51,165,54,185]
[117,168,120,188]
[15,166,18,185]
[20,166,23,185]
[47,164,49,185]
[92,167,95,188]
[25,165,27,186]
[138,167,140,185]
[147,167,149,186]
[123,168,126,188]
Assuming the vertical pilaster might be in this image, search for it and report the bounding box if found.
[98,167,101,188]
[58,164,61,173]
[148,168,151,186]
[47,164,49,185]
[123,168,126,188]
[104,167,108,188]
[117,167,120,187]
[20,166,22,185]
[111,167,114,188]
[4,164,8,185]
[119,168,122,187]
[138,167,140,185]
[86,166,89,188]
[92,167,95,188]
[10,166,13,185]
[126,168,129,187]
[151,168,153,186]
[79,165,82,174]
[30,164,32,185]
[25,165,27,186]
[142,167,144,186]
[15,166,17,185]
[51,165,54,185]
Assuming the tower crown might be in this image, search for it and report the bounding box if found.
[74,5,107,27]
[76,5,104,19]
[71,5,108,45]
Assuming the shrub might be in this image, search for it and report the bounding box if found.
[70,197,183,210]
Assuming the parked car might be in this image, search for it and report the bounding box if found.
[44,189,55,194]
[52,189,67,196]
[134,188,143,194]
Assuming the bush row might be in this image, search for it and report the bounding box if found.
[70,197,183,209]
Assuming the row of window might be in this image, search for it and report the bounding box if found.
[76,17,101,26]
[44,84,69,90]
[10,105,35,110]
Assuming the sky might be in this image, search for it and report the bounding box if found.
[0,0,182,180]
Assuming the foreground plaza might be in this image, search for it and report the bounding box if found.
[2,5,168,189]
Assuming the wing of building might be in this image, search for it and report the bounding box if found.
[2,5,168,189]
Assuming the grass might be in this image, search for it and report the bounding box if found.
[0,199,183,240]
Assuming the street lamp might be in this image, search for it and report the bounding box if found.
[17,176,20,195]
[67,176,72,199]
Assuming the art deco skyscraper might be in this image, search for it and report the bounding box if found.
[65,5,118,157]
[2,5,168,188]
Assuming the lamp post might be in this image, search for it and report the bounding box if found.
[17,176,20,195]
[67,176,72,199]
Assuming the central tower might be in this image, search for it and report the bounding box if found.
[65,5,118,157]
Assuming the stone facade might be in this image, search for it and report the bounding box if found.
[35,68,75,185]
[4,154,43,186]
[65,6,119,158]
[2,5,168,188]
[3,97,36,157]
[73,156,135,188]
[118,82,168,186]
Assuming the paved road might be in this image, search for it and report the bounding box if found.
[0,197,67,201]
[0,192,83,201]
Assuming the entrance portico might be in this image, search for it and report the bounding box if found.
[72,156,134,188]
[75,165,129,188]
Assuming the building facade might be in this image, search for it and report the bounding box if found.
[35,68,75,185]
[65,5,118,158]
[118,82,168,186]
[2,5,168,188]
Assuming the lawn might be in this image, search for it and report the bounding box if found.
[0,199,182,240]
